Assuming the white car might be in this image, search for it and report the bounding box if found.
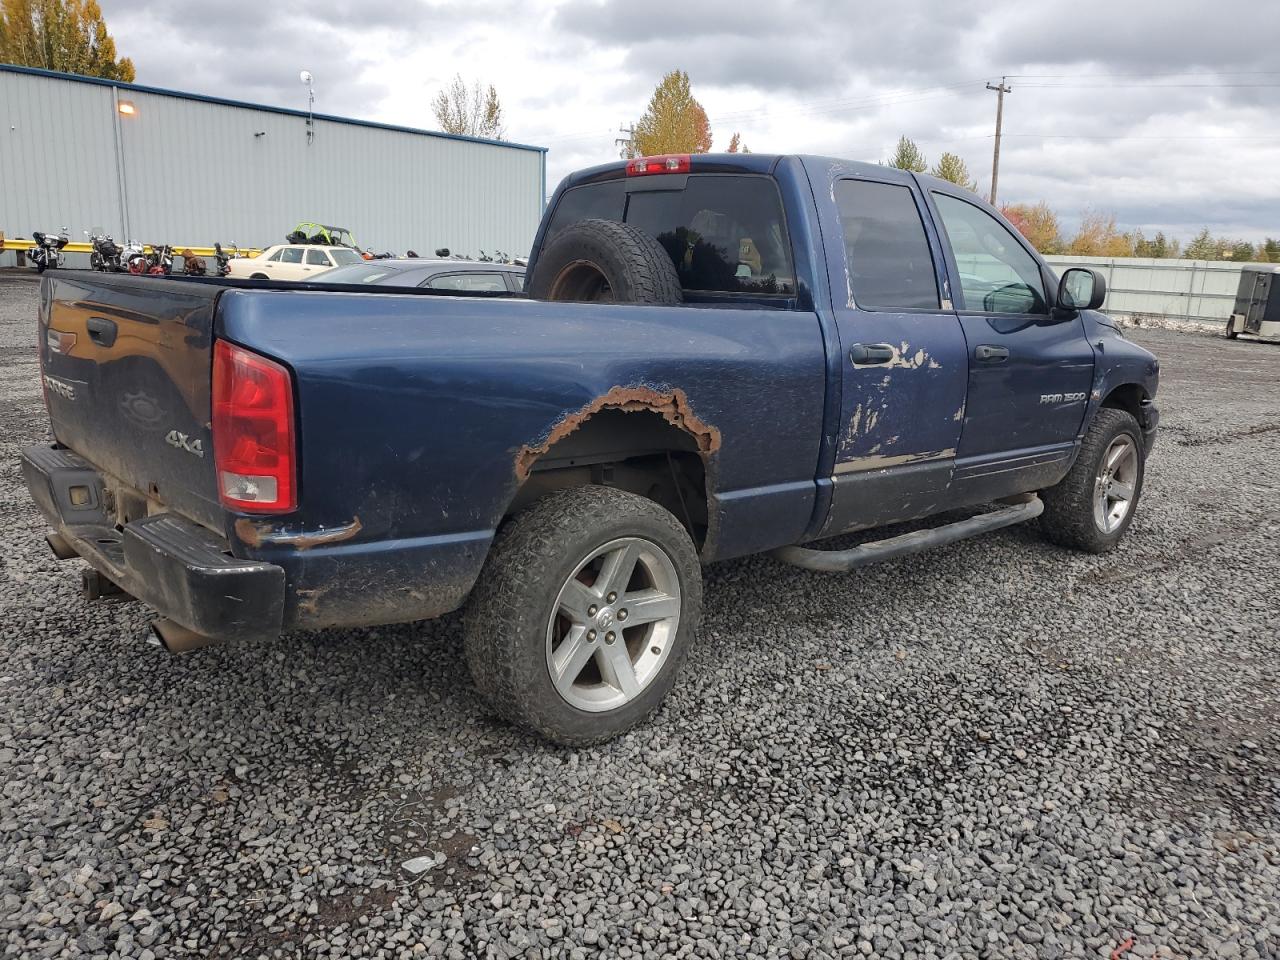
[227,244,365,281]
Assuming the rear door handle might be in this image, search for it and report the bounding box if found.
[85,316,117,347]
[975,344,1009,363]
[849,342,896,365]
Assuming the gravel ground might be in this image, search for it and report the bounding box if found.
[1,274,1278,960]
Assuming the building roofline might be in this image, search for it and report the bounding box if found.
[0,63,548,154]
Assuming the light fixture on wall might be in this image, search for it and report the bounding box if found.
[254,131,267,138]
[117,100,136,116]
[299,70,314,144]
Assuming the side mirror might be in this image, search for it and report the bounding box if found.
[1057,267,1106,311]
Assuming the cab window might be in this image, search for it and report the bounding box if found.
[932,193,1047,314]
[280,247,304,265]
[305,249,332,266]
[266,248,284,262]
[836,180,939,310]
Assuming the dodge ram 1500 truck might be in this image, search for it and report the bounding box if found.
[24,153,1159,745]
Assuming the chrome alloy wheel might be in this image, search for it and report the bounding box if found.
[545,537,681,713]
[1093,434,1138,534]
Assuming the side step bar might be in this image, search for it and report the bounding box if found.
[773,496,1044,573]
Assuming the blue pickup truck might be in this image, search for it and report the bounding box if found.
[24,153,1159,744]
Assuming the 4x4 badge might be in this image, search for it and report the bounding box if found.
[164,429,204,458]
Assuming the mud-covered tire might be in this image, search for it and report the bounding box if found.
[464,486,702,746]
[528,218,683,305]
[1040,407,1146,553]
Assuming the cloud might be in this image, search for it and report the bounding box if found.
[97,0,1280,242]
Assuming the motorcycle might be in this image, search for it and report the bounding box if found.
[85,229,124,272]
[145,243,174,276]
[123,240,148,275]
[28,227,70,273]
[213,242,241,277]
[180,249,207,276]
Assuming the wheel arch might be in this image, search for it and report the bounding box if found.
[1099,382,1148,421]
[506,389,721,553]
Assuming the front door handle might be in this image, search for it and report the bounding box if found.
[975,344,1009,363]
[850,342,896,365]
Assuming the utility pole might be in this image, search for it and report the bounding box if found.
[986,77,1011,205]
[615,123,635,159]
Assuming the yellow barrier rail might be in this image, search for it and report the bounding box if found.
[1,237,263,258]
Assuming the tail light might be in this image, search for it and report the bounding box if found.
[626,154,691,176]
[212,340,297,513]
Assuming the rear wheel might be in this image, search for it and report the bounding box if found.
[1040,407,1146,553]
[464,486,701,746]
[250,273,268,280]
[1225,318,1240,339]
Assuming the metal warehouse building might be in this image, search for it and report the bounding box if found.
[0,65,546,263]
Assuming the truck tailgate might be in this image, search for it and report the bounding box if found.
[38,273,223,531]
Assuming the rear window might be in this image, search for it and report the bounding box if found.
[546,174,794,295]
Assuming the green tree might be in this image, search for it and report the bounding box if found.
[930,152,977,191]
[431,73,505,140]
[0,0,134,81]
[1262,238,1280,262]
[1000,201,1062,254]
[1134,230,1177,259]
[885,136,927,173]
[1184,228,1219,261]
[1225,240,1258,262]
[629,70,712,157]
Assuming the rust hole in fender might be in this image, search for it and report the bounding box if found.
[513,385,722,482]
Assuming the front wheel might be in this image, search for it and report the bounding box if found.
[464,486,702,746]
[1225,318,1240,340]
[1040,407,1146,553]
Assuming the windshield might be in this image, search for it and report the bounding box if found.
[330,249,364,265]
[545,174,795,295]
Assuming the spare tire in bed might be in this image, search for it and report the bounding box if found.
[528,218,683,304]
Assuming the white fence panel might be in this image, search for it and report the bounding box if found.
[1044,255,1255,322]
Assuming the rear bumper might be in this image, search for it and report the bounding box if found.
[22,444,285,642]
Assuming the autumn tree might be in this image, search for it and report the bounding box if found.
[726,131,750,153]
[1000,201,1062,254]
[1067,211,1134,257]
[431,73,505,140]
[885,136,927,173]
[628,70,712,157]
[930,152,977,192]
[0,0,134,81]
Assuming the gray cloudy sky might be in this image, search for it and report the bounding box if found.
[100,0,1280,242]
